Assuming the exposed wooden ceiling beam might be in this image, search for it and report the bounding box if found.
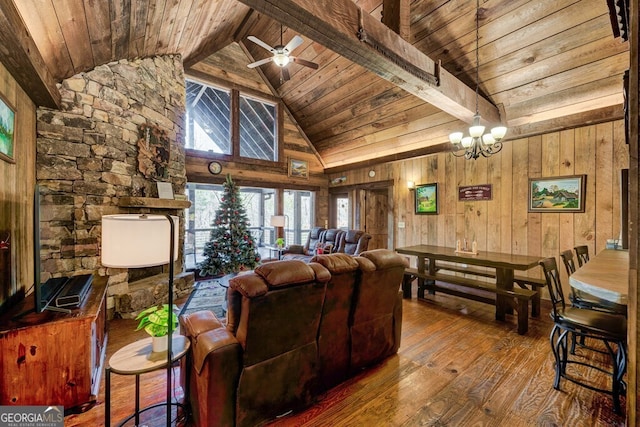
[234,0,501,126]
[0,0,60,108]
[382,0,410,40]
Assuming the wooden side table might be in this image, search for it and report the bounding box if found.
[105,335,190,426]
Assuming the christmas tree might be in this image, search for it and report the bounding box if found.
[198,174,261,277]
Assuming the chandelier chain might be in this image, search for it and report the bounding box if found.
[449,0,507,160]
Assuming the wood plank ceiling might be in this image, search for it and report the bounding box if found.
[11,0,629,170]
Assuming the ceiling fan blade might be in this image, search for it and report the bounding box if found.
[284,35,304,53]
[281,67,290,82]
[247,36,275,53]
[247,57,273,68]
[292,57,319,70]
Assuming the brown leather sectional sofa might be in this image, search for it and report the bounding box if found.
[179,249,407,427]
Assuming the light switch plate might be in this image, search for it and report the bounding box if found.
[398,221,405,229]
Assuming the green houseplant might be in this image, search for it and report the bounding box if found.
[135,304,179,352]
[275,237,285,248]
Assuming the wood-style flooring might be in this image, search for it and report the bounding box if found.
[65,289,626,426]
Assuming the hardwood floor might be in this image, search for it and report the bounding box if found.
[65,290,626,426]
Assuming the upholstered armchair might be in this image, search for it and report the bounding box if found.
[281,226,326,260]
[179,260,331,427]
[336,230,371,255]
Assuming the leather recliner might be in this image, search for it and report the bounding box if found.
[179,260,331,427]
[350,249,407,370]
[336,230,371,255]
[281,226,326,260]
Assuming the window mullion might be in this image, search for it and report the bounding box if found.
[231,89,240,157]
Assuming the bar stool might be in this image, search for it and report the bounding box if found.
[560,250,626,315]
[574,245,590,267]
[540,257,627,414]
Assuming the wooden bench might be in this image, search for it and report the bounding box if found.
[425,263,546,317]
[402,267,537,335]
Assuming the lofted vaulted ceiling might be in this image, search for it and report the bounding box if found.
[5,0,629,170]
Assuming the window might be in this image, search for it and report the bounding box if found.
[184,184,300,270]
[186,79,278,161]
[336,196,350,229]
[284,190,314,245]
[185,81,231,154]
[240,95,277,161]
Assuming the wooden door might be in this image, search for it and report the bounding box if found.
[362,188,389,249]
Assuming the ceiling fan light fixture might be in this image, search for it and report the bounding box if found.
[273,52,290,67]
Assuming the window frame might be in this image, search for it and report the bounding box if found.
[185,76,283,167]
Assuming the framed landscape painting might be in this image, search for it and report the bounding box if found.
[0,93,15,164]
[415,183,438,214]
[528,175,586,213]
[288,158,309,179]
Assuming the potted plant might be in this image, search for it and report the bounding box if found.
[275,237,285,248]
[135,304,179,353]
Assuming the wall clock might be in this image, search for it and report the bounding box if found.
[368,170,376,177]
[208,161,222,175]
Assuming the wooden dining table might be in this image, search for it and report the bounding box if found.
[396,244,543,334]
[569,248,628,306]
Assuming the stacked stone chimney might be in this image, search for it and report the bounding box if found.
[35,55,191,317]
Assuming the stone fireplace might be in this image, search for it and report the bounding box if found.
[35,55,193,317]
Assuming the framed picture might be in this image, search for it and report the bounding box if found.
[288,158,309,179]
[415,183,438,214]
[528,175,586,213]
[0,93,16,164]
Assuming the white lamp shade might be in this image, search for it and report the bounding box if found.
[270,215,286,227]
[469,125,485,138]
[449,132,464,144]
[482,134,496,145]
[461,136,473,148]
[101,214,179,268]
[491,126,507,140]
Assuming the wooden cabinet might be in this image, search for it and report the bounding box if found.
[0,277,107,410]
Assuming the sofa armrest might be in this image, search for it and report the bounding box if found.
[183,324,243,427]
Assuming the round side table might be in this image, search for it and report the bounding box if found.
[105,335,190,426]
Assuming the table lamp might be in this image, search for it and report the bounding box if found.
[101,214,178,427]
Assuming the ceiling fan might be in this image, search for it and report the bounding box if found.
[247,26,319,82]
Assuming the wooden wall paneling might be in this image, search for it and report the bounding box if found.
[595,122,615,254]
[541,132,561,283]
[558,129,576,272]
[527,135,543,257]
[510,139,529,255]
[426,156,438,245]
[440,153,454,248]
[455,154,466,243]
[476,156,490,252]
[0,62,36,308]
[574,125,597,254]
[499,140,513,254]
[612,120,629,243]
[486,150,501,253]
[408,157,419,244]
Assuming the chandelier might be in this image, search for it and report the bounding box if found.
[450,0,507,160]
